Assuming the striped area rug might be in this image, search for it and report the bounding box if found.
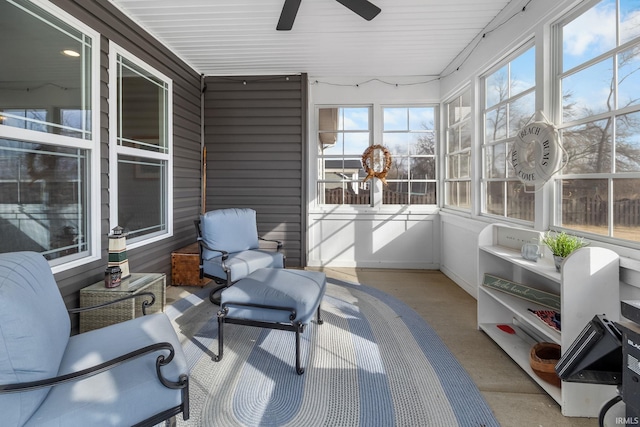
[167,278,499,427]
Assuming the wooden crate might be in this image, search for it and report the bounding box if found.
[171,243,210,287]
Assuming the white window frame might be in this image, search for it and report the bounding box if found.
[551,0,640,247]
[480,41,537,224]
[315,105,373,207]
[108,42,173,248]
[443,88,472,212]
[381,105,439,207]
[313,104,439,212]
[0,0,101,273]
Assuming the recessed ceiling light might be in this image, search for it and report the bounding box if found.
[62,50,80,57]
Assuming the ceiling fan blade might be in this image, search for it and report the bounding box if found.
[335,0,381,21]
[277,0,302,31]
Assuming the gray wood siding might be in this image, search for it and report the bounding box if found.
[203,75,307,267]
[49,1,202,312]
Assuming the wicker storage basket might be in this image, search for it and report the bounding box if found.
[530,342,562,387]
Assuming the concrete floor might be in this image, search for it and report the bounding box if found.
[166,268,600,427]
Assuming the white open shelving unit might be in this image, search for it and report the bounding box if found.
[477,224,620,417]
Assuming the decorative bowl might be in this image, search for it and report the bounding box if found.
[530,342,561,387]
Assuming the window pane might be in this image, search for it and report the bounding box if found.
[381,183,435,205]
[613,178,640,241]
[118,56,168,153]
[1,110,48,132]
[506,182,534,221]
[561,179,608,235]
[485,144,507,178]
[320,133,343,155]
[383,108,407,131]
[460,124,471,150]
[618,45,640,110]
[562,58,614,122]
[447,127,459,153]
[409,107,433,130]
[461,91,471,121]
[410,157,435,180]
[118,155,166,239]
[0,0,92,139]
[389,158,409,180]
[447,100,458,126]
[510,47,536,97]
[319,108,338,131]
[509,92,535,137]
[448,154,459,179]
[616,111,640,172]
[486,181,505,215]
[319,182,370,205]
[562,0,616,72]
[460,152,470,178]
[486,65,508,108]
[447,181,471,209]
[485,107,507,141]
[0,139,88,259]
[619,0,640,45]
[410,182,436,205]
[562,119,612,173]
[343,132,369,155]
[385,133,410,155]
[411,132,435,155]
[321,157,363,181]
[342,108,369,130]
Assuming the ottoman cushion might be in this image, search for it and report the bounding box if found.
[220,269,326,325]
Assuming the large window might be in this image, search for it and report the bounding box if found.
[382,107,437,205]
[317,107,371,205]
[556,0,640,243]
[444,90,472,210]
[109,44,172,244]
[481,44,536,221]
[0,0,98,265]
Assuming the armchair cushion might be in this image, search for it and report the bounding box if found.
[24,313,187,427]
[202,249,285,283]
[0,252,71,427]
[200,208,259,260]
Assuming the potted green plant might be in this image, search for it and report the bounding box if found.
[540,231,588,272]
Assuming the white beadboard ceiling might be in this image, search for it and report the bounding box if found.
[108,0,515,77]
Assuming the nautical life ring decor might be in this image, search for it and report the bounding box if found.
[362,144,392,185]
[511,121,562,186]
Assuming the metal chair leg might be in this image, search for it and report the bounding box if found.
[295,323,304,375]
[214,308,227,362]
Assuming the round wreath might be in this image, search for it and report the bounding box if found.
[361,144,392,185]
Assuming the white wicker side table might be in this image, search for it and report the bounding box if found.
[79,273,166,333]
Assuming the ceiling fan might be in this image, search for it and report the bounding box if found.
[277,0,381,31]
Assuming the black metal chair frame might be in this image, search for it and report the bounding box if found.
[214,301,323,375]
[193,219,285,304]
[1,292,190,427]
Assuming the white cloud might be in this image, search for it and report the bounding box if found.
[563,2,616,57]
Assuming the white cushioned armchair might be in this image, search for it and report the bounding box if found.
[0,252,189,427]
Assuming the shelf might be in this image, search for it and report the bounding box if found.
[480,245,560,283]
[480,323,562,404]
[477,223,620,417]
[480,286,561,344]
